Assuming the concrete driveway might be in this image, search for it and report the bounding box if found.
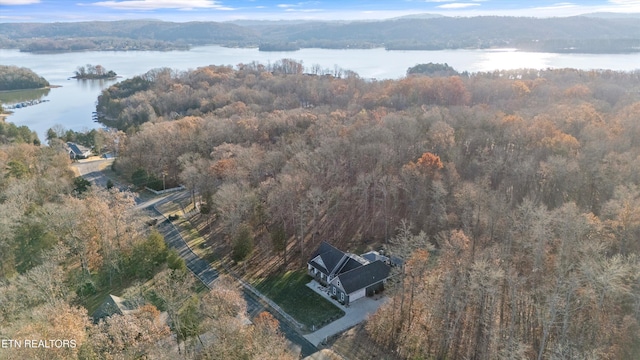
[303,280,388,346]
[72,158,114,188]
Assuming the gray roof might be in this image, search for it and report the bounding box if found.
[92,294,135,322]
[362,252,378,262]
[309,241,345,275]
[337,260,390,294]
[67,142,91,155]
[335,256,365,275]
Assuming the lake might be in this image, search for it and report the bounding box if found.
[1,46,639,141]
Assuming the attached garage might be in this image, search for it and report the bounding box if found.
[349,288,366,302]
[330,260,391,305]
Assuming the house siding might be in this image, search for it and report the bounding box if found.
[331,285,350,305]
[331,280,386,306]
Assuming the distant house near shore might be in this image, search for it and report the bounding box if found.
[308,242,391,305]
[66,142,92,159]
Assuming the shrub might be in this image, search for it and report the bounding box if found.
[167,249,186,271]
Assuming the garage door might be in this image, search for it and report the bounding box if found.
[350,288,366,302]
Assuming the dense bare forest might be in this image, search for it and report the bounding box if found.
[96,62,640,359]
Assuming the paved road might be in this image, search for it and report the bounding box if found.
[150,195,219,288]
[73,158,114,188]
[73,159,217,285]
[149,195,317,356]
[74,159,318,357]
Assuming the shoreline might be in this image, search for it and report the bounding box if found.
[4,44,640,55]
[0,85,61,93]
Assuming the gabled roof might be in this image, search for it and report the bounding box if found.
[67,142,91,155]
[309,241,346,275]
[335,255,365,276]
[336,260,391,294]
[92,294,136,321]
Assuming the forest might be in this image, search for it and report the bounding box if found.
[0,128,294,357]
[92,61,640,359]
[0,65,49,91]
[18,37,189,53]
[1,15,640,53]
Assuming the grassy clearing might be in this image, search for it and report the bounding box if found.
[156,199,216,263]
[96,159,114,171]
[253,270,345,330]
[156,198,181,217]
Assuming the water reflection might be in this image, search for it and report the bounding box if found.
[0,87,51,105]
[76,78,118,91]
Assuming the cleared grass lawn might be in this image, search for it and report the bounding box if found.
[253,270,345,330]
[156,199,215,262]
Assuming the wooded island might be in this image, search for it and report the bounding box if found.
[73,64,117,79]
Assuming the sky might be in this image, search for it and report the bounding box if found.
[1,0,640,22]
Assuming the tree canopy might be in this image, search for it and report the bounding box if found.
[99,62,640,359]
[0,65,49,91]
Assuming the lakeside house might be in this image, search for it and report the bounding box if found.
[66,142,92,159]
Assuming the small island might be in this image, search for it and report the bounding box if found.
[73,64,117,79]
[258,42,301,52]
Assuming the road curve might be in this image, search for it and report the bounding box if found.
[150,197,219,288]
[75,160,318,357]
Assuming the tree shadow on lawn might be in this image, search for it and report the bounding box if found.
[253,270,345,330]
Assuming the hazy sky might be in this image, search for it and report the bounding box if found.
[1,0,640,22]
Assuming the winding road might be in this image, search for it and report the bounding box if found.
[74,158,318,357]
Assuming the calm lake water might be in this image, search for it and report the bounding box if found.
[1,46,639,141]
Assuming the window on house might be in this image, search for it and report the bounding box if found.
[340,292,344,301]
[332,287,336,295]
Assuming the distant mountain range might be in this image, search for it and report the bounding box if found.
[1,15,639,53]
[581,12,640,19]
